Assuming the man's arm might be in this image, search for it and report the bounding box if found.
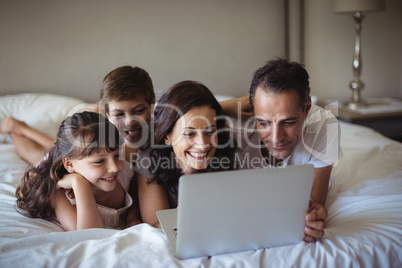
[310,165,332,205]
[303,165,333,242]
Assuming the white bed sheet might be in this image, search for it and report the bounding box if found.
[0,94,401,267]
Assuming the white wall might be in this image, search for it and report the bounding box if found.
[304,0,402,103]
[1,0,400,104]
[0,0,285,102]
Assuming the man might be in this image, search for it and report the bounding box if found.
[223,58,342,242]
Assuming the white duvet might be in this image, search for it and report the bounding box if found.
[0,94,401,267]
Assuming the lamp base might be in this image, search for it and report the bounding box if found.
[347,79,366,110]
[344,99,368,110]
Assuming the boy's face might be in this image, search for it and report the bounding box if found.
[107,96,153,146]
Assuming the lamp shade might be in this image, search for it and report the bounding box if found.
[334,0,385,13]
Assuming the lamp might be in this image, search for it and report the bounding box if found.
[334,0,385,109]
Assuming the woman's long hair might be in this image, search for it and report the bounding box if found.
[15,111,122,220]
[149,81,236,197]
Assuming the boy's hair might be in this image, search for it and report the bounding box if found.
[15,111,122,221]
[99,66,155,115]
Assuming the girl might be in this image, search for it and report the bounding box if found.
[15,111,134,231]
[136,80,237,227]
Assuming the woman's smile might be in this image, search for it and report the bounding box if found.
[165,106,218,174]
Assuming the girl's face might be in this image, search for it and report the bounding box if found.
[107,96,152,146]
[67,149,124,192]
[165,106,218,174]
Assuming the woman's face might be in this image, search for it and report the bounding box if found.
[165,106,218,174]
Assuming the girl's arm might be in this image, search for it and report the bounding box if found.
[53,173,104,231]
[137,173,169,228]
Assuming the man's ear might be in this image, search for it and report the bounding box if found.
[62,158,75,173]
[304,97,312,117]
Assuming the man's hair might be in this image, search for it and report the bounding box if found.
[249,58,311,111]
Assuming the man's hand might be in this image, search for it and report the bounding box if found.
[303,202,327,243]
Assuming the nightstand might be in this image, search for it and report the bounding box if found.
[336,106,402,142]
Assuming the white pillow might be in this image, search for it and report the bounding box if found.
[0,93,92,142]
[214,94,234,102]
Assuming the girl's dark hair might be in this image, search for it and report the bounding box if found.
[149,81,236,198]
[15,111,122,220]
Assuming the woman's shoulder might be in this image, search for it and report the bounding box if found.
[132,147,154,180]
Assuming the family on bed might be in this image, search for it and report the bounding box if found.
[0,58,342,244]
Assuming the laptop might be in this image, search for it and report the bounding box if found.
[156,164,314,259]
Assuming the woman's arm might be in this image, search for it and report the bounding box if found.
[137,173,169,228]
[54,173,104,231]
[124,175,143,228]
[219,95,253,119]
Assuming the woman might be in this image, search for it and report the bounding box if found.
[136,80,236,227]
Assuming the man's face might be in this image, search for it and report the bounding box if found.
[253,87,310,160]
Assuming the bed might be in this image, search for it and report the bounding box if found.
[0,93,401,267]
